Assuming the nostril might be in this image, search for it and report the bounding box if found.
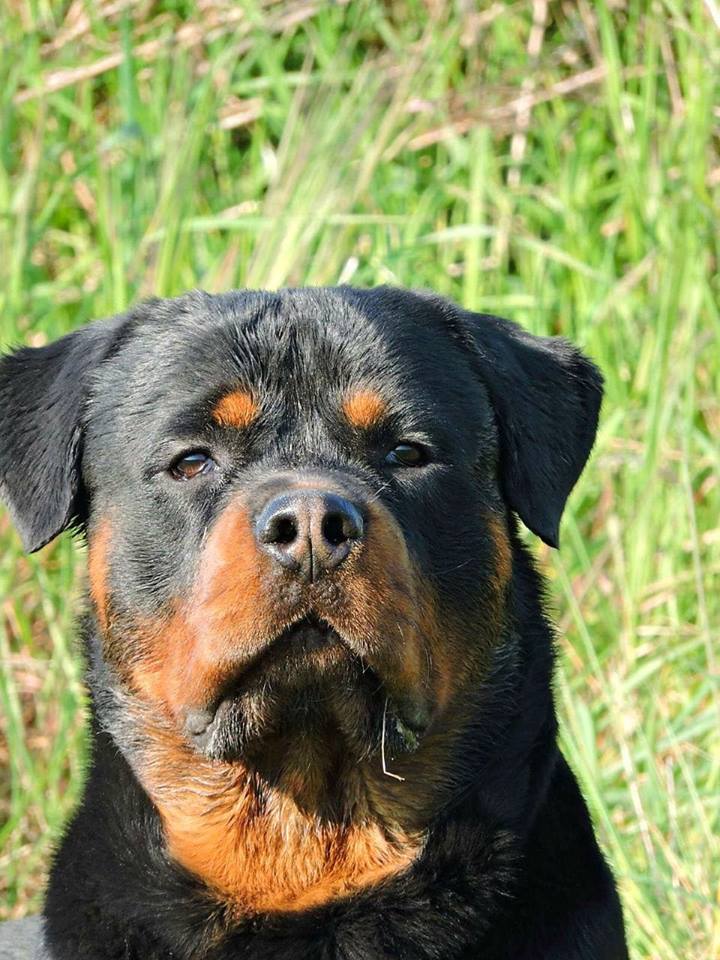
[262,512,298,545]
[322,502,363,547]
[273,515,297,545]
[322,512,348,546]
[257,492,363,577]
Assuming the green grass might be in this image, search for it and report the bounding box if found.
[0,1,718,956]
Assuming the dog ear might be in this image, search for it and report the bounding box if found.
[0,314,131,553]
[458,310,603,548]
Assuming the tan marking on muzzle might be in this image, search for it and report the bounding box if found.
[327,500,430,703]
[129,504,290,715]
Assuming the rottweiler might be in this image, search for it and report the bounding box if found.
[0,287,628,959]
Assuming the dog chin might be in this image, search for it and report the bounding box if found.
[183,620,427,764]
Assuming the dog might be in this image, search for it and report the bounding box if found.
[0,286,628,959]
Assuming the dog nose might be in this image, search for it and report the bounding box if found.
[256,490,364,582]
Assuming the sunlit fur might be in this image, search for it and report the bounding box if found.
[0,287,626,959]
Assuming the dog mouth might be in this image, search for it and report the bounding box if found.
[266,613,345,657]
[237,614,353,683]
[183,615,427,762]
[183,615,363,745]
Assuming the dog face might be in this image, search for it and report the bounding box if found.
[0,287,602,772]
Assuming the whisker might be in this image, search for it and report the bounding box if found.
[367,481,392,504]
[435,557,474,575]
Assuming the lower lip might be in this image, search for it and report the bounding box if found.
[184,626,346,729]
[293,623,335,652]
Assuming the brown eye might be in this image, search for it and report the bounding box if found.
[170,452,215,480]
[385,443,427,468]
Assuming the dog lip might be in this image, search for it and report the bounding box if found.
[181,615,357,749]
[183,616,344,730]
[277,614,337,651]
[182,616,434,759]
[184,705,216,737]
[391,698,431,735]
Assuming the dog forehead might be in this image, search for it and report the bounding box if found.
[91,287,474,417]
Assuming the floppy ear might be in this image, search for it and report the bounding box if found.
[0,314,131,553]
[459,311,603,548]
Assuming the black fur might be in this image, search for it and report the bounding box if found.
[0,312,132,553]
[0,287,627,959]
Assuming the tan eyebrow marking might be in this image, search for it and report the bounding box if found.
[342,389,388,430]
[211,390,259,430]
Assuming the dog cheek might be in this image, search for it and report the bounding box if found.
[485,512,512,597]
[87,518,113,633]
[88,518,155,686]
[329,505,442,727]
[442,511,514,696]
[127,504,288,718]
[413,513,514,714]
[350,506,479,717]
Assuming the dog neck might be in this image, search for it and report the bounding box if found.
[128,708,437,916]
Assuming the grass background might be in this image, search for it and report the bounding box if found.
[0,1,718,956]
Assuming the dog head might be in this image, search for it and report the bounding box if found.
[0,288,602,772]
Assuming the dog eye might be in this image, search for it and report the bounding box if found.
[169,452,216,480]
[385,443,427,467]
